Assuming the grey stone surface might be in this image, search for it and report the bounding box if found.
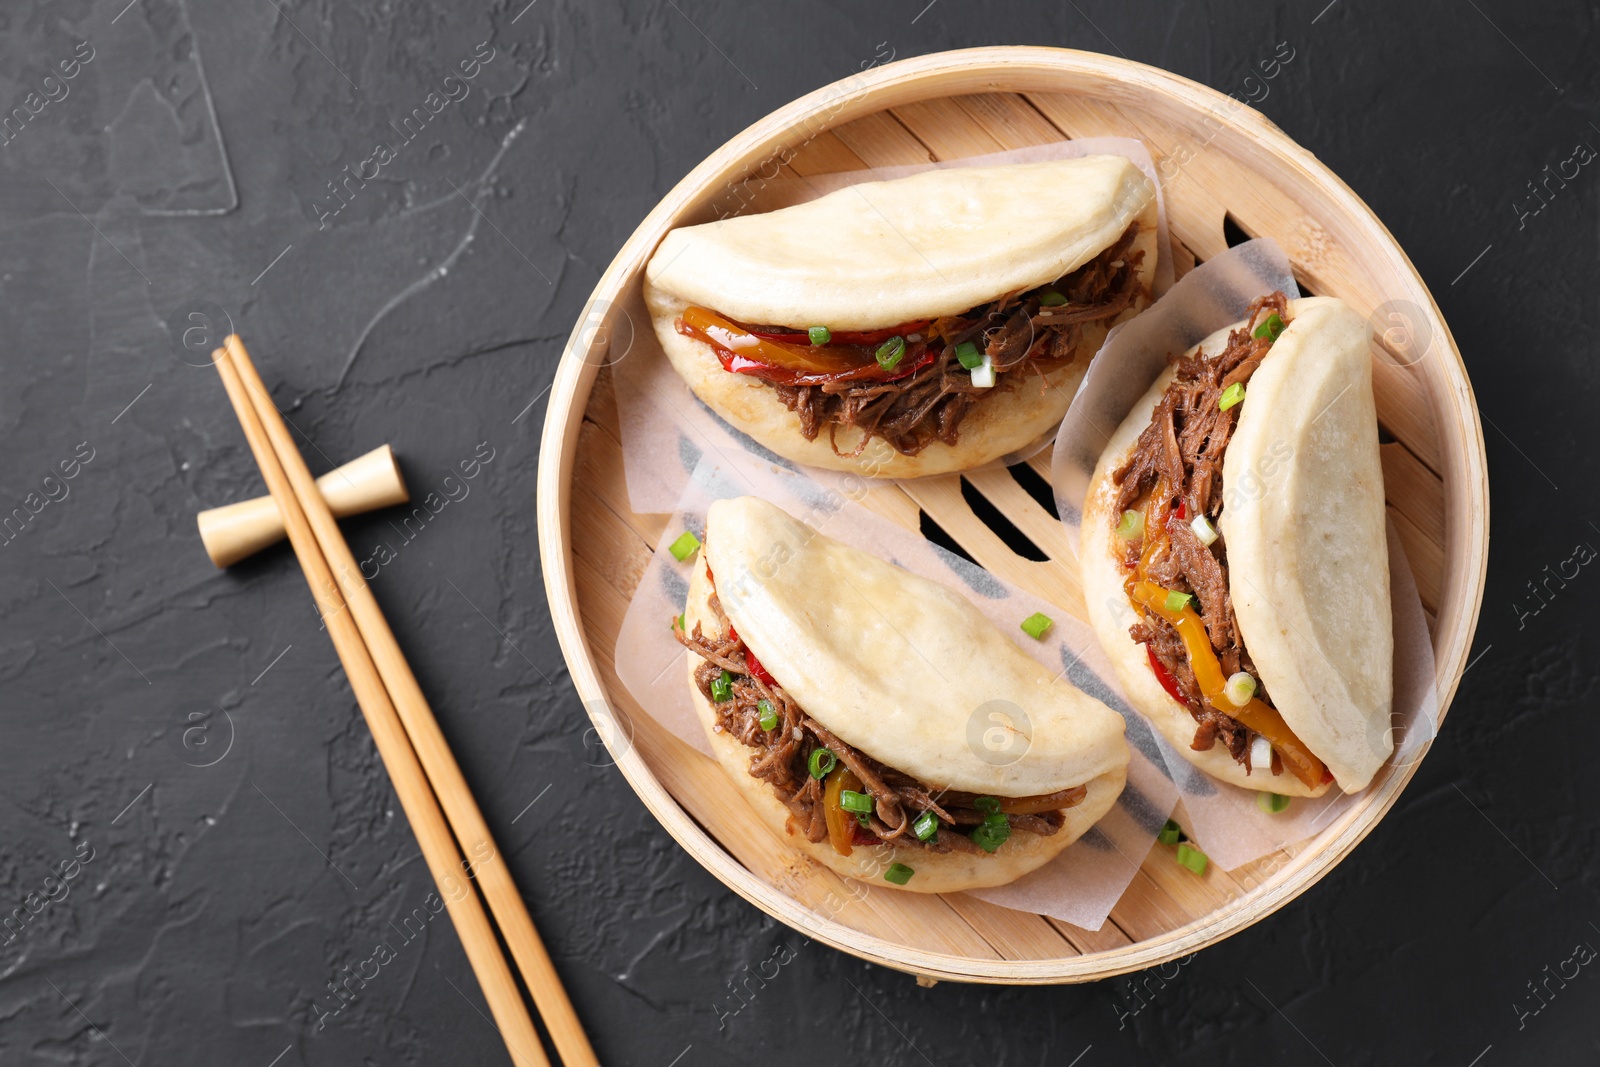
[0,0,1593,1063]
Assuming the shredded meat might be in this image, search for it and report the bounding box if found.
[771,225,1145,457]
[1166,517,1231,650]
[1112,293,1291,770]
[675,578,1072,854]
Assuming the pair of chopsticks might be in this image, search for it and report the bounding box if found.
[212,336,596,1067]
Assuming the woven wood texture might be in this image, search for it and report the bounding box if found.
[537,50,1487,983]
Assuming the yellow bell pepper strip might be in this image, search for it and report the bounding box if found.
[823,765,865,857]
[1127,579,1329,789]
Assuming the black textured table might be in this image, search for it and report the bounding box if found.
[2,2,1592,1064]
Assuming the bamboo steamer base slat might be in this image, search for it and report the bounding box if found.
[537,48,1488,983]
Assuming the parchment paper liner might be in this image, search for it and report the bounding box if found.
[614,450,1178,930]
[611,137,1173,515]
[1050,238,1438,870]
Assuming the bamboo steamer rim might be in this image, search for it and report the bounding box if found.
[536,46,1489,983]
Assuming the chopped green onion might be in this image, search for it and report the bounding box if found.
[912,811,939,841]
[968,806,1011,853]
[1252,312,1285,341]
[884,862,915,885]
[856,812,872,828]
[1224,671,1257,708]
[954,340,984,370]
[969,354,995,388]
[757,699,778,731]
[970,814,1011,853]
[1020,612,1054,641]
[808,748,836,780]
[668,530,701,561]
[1038,290,1068,307]
[1116,509,1145,541]
[840,789,873,815]
[875,335,906,370]
[807,325,831,345]
[1218,382,1246,411]
[1164,590,1193,613]
[1190,514,1218,547]
[1257,791,1292,814]
[1175,842,1209,875]
[709,669,733,703]
[1157,818,1182,846]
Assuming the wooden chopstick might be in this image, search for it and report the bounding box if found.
[220,336,598,1067]
[213,342,553,1067]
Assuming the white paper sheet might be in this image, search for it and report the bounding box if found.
[1049,239,1439,870]
[611,138,1173,515]
[613,450,1180,929]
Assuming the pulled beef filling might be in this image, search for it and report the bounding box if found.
[771,225,1144,457]
[674,579,1074,854]
[1111,292,1290,774]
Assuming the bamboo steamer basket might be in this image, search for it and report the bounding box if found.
[536,47,1488,983]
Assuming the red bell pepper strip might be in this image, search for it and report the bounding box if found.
[677,307,934,387]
